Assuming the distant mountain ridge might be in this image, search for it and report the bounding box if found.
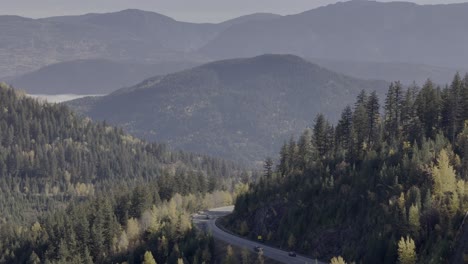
[8,59,200,95]
[2,1,468,79]
[67,54,389,163]
[0,10,280,78]
[199,1,468,69]
[308,58,466,86]
[4,55,463,95]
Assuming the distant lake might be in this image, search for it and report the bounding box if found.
[28,94,104,103]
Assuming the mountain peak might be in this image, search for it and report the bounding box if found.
[220,13,281,27]
[92,8,175,22]
[205,54,311,67]
[69,55,388,162]
[115,8,169,17]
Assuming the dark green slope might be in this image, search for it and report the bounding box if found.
[0,83,246,264]
[226,74,468,263]
[0,83,241,224]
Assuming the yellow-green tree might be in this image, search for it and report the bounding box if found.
[431,149,460,216]
[31,222,42,232]
[126,218,140,243]
[432,149,457,196]
[408,204,420,234]
[397,192,407,222]
[397,236,417,264]
[117,231,129,252]
[143,251,157,264]
[330,256,347,264]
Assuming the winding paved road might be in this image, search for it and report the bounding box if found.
[193,206,325,264]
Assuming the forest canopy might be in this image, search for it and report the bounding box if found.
[226,73,468,263]
[0,83,250,263]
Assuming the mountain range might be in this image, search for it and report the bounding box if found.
[2,1,468,94]
[68,54,389,163]
[309,58,465,86]
[200,1,468,69]
[6,56,463,96]
[0,10,278,78]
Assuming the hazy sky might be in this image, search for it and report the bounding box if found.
[0,0,466,22]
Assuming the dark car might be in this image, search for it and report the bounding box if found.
[254,246,263,252]
[288,251,297,257]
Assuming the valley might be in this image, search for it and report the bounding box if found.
[1,1,468,263]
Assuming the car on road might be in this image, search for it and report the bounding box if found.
[288,251,297,257]
[254,246,263,252]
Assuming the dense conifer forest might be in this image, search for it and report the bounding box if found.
[0,83,249,263]
[226,74,468,263]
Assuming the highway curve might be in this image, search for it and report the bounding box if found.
[193,206,325,264]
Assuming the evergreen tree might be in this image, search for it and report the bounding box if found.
[367,91,381,148]
[298,128,314,170]
[82,247,94,264]
[462,74,468,122]
[416,80,440,138]
[385,82,404,141]
[263,158,273,179]
[401,85,420,142]
[445,73,464,141]
[28,251,41,264]
[408,204,420,235]
[227,77,468,264]
[355,89,368,107]
[314,114,328,157]
[288,137,299,170]
[278,142,290,177]
[336,106,354,154]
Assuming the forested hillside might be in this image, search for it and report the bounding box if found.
[68,54,388,164]
[0,83,249,263]
[225,73,468,263]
